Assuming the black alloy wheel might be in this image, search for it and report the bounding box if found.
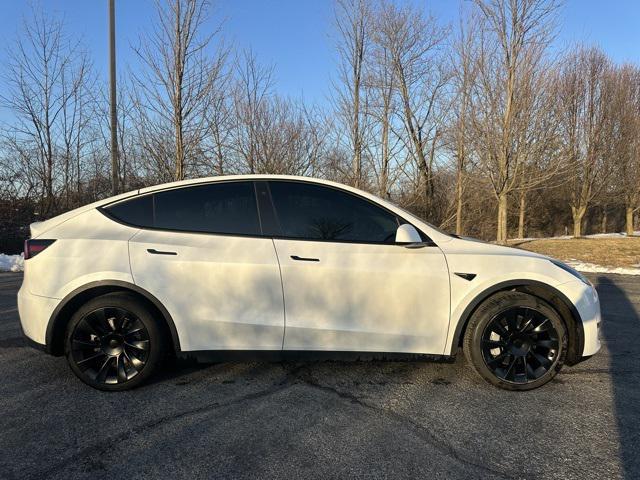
[464,291,567,391]
[66,293,164,390]
[70,307,150,384]
[481,306,560,384]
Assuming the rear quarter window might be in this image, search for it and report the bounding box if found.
[103,194,154,228]
[101,181,261,236]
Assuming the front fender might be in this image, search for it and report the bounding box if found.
[445,276,585,362]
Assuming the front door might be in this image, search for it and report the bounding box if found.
[268,181,451,355]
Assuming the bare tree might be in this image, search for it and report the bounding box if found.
[374,0,449,219]
[449,7,480,235]
[365,7,405,199]
[133,0,228,181]
[608,64,640,235]
[333,0,372,188]
[229,51,328,176]
[557,47,613,237]
[471,0,560,243]
[1,8,93,215]
[230,50,275,174]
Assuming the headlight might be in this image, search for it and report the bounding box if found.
[548,258,591,285]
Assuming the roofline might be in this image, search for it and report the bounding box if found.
[137,174,356,194]
[134,174,452,244]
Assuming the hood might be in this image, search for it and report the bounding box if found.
[439,235,548,260]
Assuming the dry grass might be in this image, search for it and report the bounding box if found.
[511,237,640,269]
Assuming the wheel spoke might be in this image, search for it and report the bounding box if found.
[532,318,550,333]
[93,309,112,334]
[124,326,144,337]
[482,339,507,349]
[127,350,145,369]
[77,352,106,366]
[78,318,102,338]
[116,355,128,383]
[519,310,534,333]
[487,351,509,366]
[504,355,518,380]
[536,339,559,349]
[95,356,113,383]
[532,351,552,368]
[72,338,99,351]
[504,309,518,332]
[491,321,509,338]
[522,355,530,381]
[125,340,149,352]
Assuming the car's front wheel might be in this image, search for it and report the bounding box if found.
[464,291,567,391]
[65,292,165,391]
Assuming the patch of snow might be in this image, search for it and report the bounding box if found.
[0,253,24,272]
[511,231,640,242]
[566,261,640,276]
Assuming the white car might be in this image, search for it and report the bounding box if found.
[18,175,601,391]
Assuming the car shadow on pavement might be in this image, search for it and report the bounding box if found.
[595,275,640,479]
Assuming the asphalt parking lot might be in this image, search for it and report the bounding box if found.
[1,272,639,479]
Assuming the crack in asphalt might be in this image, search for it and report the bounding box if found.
[20,362,521,480]
[286,365,524,480]
[25,381,295,479]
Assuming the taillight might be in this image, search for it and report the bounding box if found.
[24,239,56,260]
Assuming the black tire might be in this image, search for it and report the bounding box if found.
[463,291,567,391]
[65,292,166,391]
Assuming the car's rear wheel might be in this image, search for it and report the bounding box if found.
[463,291,567,391]
[65,292,165,391]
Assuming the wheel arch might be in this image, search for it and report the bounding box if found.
[451,280,585,365]
[45,280,181,356]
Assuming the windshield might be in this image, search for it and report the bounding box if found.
[387,202,452,238]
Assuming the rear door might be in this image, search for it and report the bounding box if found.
[267,180,451,355]
[107,181,285,352]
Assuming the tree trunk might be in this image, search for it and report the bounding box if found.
[455,167,463,235]
[496,193,508,244]
[626,207,635,236]
[517,192,526,239]
[571,205,586,238]
[173,0,185,181]
[175,121,184,180]
[600,206,607,234]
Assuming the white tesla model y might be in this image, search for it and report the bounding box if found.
[18,175,601,390]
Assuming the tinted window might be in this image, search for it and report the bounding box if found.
[154,182,260,235]
[104,194,154,227]
[269,181,399,243]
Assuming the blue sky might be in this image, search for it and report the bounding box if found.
[0,0,639,111]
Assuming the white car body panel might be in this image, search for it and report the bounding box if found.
[129,229,285,351]
[439,237,581,354]
[17,174,601,365]
[24,208,137,300]
[555,280,601,356]
[274,238,450,354]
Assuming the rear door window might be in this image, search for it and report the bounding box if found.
[154,182,260,235]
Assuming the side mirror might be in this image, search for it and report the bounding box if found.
[395,224,422,245]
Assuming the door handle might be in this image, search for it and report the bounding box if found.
[147,248,177,256]
[291,255,319,262]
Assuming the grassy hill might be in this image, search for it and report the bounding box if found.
[512,236,640,270]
